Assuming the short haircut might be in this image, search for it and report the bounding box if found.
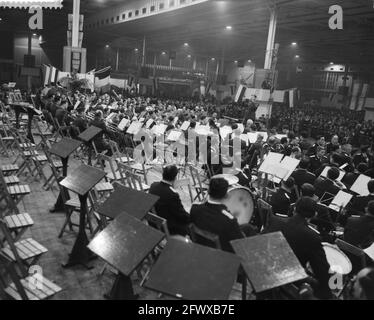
[327,167,340,180]
[357,163,369,174]
[368,180,374,194]
[358,267,374,300]
[190,121,196,128]
[331,153,341,164]
[295,197,317,219]
[316,146,325,153]
[299,157,310,170]
[368,200,374,215]
[301,183,315,197]
[280,137,288,144]
[283,177,295,189]
[208,178,229,200]
[162,165,179,182]
[231,123,238,130]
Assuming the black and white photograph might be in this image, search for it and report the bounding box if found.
[0,0,374,307]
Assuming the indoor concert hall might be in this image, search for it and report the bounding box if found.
[1,0,374,306]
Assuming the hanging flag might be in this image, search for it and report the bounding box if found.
[153,77,159,92]
[206,81,213,94]
[94,66,111,89]
[42,64,59,86]
[50,66,59,84]
[43,64,51,86]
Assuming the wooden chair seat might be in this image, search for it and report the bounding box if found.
[33,155,48,162]
[4,213,34,230]
[1,238,48,261]
[52,160,63,169]
[131,163,152,171]
[23,150,38,157]
[1,164,19,173]
[2,136,14,141]
[7,184,31,196]
[4,175,20,185]
[106,171,122,181]
[115,156,134,163]
[4,274,62,300]
[95,182,113,193]
[19,143,36,149]
[136,183,150,192]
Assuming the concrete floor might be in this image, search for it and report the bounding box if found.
[0,134,247,300]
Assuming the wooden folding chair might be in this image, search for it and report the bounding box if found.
[124,147,152,184]
[188,164,209,201]
[0,252,62,300]
[117,161,150,191]
[174,177,194,204]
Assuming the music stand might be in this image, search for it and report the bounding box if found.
[49,138,82,212]
[78,126,103,165]
[88,213,164,299]
[231,232,308,295]
[97,184,159,220]
[60,164,106,268]
[145,239,240,300]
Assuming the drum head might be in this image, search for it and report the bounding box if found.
[322,243,352,275]
[223,186,254,225]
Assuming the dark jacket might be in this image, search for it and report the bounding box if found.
[344,214,374,248]
[190,201,243,252]
[291,168,316,189]
[270,188,292,216]
[348,194,374,216]
[314,177,341,199]
[266,215,332,299]
[149,181,190,236]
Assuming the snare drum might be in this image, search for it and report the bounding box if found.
[222,185,255,225]
[322,242,352,275]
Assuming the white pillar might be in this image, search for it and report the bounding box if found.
[142,36,146,66]
[264,8,277,70]
[72,0,80,48]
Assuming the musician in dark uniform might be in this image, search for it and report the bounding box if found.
[90,110,112,156]
[190,177,245,252]
[266,197,332,299]
[326,134,340,154]
[291,157,316,190]
[348,180,374,216]
[70,106,88,138]
[149,165,190,236]
[314,152,341,177]
[270,177,296,216]
[344,200,374,248]
[309,146,328,173]
[314,167,341,199]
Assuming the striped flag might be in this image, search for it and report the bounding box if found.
[43,65,59,86]
[94,66,111,89]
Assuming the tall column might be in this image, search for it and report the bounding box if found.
[142,36,146,66]
[264,8,277,70]
[72,0,80,48]
[116,48,119,70]
[27,33,32,91]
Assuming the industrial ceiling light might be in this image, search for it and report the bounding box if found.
[248,59,251,63]
[291,42,297,46]
[33,33,37,36]
[187,54,191,58]
[330,62,334,65]
[295,55,300,58]
[161,51,166,55]
[225,25,232,30]
[211,57,215,61]
[134,48,139,52]
[105,44,109,48]
[184,42,189,46]
[234,60,238,63]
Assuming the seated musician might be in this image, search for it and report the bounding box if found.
[342,162,368,189]
[190,178,256,252]
[351,267,374,300]
[70,105,88,138]
[308,136,326,156]
[314,167,342,199]
[90,110,113,157]
[266,197,332,299]
[343,200,374,248]
[348,180,374,216]
[149,165,190,236]
[291,157,316,190]
[270,177,296,216]
[309,146,328,174]
[314,152,341,177]
[326,134,340,154]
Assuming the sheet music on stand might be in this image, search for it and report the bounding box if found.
[180,121,190,131]
[364,242,374,261]
[219,126,232,139]
[237,123,244,133]
[247,132,258,144]
[145,119,154,129]
[328,190,353,212]
[167,130,182,141]
[118,118,130,131]
[152,123,167,136]
[258,152,284,174]
[319,192,335,205]
[279,156,300,181]
[320,166,346,182]
[350,174,371,196]
[240,134,250,146]
[127,121,142,135]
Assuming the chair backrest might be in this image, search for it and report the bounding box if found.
[97,152,116,176]
[257,198,273,231]
[188,164,207,200]
[336,238,367,274]
[188,223,221,250]
[174,178,194,203]
[264,187,277,203]
[108,140,121,157]
[145,212,170,239]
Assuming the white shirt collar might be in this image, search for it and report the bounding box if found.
[161,180,173,186]
[207,198,223,205]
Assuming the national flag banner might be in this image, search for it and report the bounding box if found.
[206,81,212,94]
[42,64,59,86]
[50,66,59,84]
[94,66,111,89]
[234,84,246,102]
[43,64,51,86]
[153,77,159,92]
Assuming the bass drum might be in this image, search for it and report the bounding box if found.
[222,185,255,225]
